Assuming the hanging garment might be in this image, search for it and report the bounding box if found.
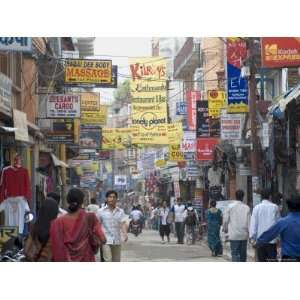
[0,166,32,203]
[0,196,30,234]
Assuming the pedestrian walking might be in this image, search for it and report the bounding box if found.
[172,197,186,244]
[96,190,128,262]
[24,197,58,261]
[158,200,171,244]
[206,200,223,256]
[185,204,198,245]
[50,188,106,262]
[249,188,280,262]
[223,190,251,262]
[256,195,300,262]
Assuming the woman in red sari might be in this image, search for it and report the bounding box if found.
[50,188,106,262]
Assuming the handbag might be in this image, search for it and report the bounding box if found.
[86,213,102,255]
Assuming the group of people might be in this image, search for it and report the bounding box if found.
[152,198,199,245]
[24,188,128,262]
[206,189,300,262]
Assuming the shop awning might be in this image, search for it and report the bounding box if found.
[50,153,69,168]
[270,83,300,117]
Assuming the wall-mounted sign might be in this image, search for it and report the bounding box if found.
[0,73,12,115]
[0,37,32,52]
[46,94,81,118]
[220,114,242,140]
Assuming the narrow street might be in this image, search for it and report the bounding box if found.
[122,229,227,262]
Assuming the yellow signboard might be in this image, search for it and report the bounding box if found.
[155,159,167,168]
[81,105,108,125]
[207,90,226,118]
[167,122,184,144]
[102,128,116,150]
[65,59,112,85]
[102,128,132,150]
[129,57,168,144]
[169,144,185,161]
[80,92,100,111]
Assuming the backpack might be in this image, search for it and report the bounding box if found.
[185,210,196,226]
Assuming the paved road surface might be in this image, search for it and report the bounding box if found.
[121,229,228,262]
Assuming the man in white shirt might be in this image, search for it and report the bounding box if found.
[97,190,128,262]
[249,188,280,262]
[223,190,251,262]
[172,197,187,244]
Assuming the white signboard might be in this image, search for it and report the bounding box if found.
[181,131,196,152]
[13,109,29,142]
[114,175,127,186]
[0,73,12,115]
[221,114,242,140]
[0,37,32,52]
[47,94,81,118]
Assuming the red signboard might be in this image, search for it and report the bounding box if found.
[196,138,219,161]
[261,37,300,68]
[186,90,201,130]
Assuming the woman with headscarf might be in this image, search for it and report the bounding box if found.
[50,188,106,262]
[24,197,58,261]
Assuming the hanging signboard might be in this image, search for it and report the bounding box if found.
[226,38,249,113]
[181,131,196,153]
[167,122,184,144]
[176,101,187,115]
[196,100,209,137]
[169,144,185,162]
[0,37,32,52]
[47,119,74,144]
[46,94,81,118]
[97,150,110,160]
[130,57,168,144]
[261,37,300,68]
[0,73,12,115]
[102,128,116,150]
[80,92,100,111]
[114,128,132,149]
[220,114,242,140]
[207,90,226,118]
[196,138,219,161]
[13,109,29,142]
[186,90,200,130]
[114,175,127,186]
[81,105,108,125]
[64,59,112,85]
[80,125,102,149]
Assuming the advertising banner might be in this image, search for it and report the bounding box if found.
[226,38,249,113]
[114,175,127,186]
[80,92,100,111]
[261,37,300,68]
[176,101,187,115]
[80,125,102,149]
[0,37,32,52]
[114,128,132,149]
[220,114,242,140]
[47,119,74,144]
[196,100,209,137]
[129,57,168,144]
[169,144,185,162]
[186,90,200,130]
[64,59,112,85]
[13,109,29,142]
[0,73,12,115]
[207,90,226,118]
[81,105,108,125]
[102,128,116,150]
[46,94,80,118]
[167,122,183,144]
[181,131,196,153]
[196,138,219,161]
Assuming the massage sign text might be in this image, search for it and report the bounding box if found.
[47,94,81,118]
[129,57,168,145]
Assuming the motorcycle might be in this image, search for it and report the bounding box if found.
[130,220,142,237]
[0,211,34,262]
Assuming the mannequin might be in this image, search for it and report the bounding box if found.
[0,154,31,234]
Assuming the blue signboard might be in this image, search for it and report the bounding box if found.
[176,102,187,115]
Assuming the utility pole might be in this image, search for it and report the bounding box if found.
[247,37,260,205]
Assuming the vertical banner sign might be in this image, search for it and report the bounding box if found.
[261,37,300,68]
[196,100,209,137]
[207,90,226,118]
[174,181,181,198]
[196,138,219,161]
[186,90,200,130]
[129,57,168,144]
[226,38,249,113]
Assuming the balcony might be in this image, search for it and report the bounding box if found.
[174,37,201,80]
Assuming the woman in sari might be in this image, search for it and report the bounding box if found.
[205,200,223,257]
[50,188,106,262]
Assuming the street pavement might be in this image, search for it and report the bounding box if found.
[121,229,228,262]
